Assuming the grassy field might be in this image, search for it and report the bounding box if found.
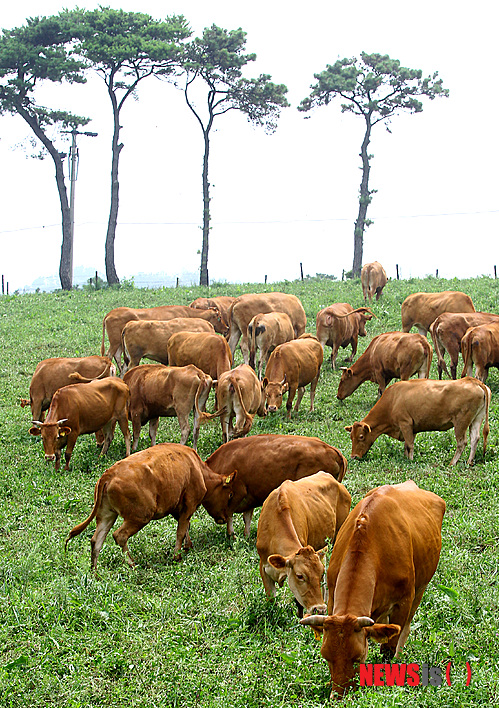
[0,275,498,707]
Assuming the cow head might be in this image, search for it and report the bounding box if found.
[356,308,375,337]
[300,613,400,697]
[262,375,288,412]
[202,470,238,525]
[29,419,71,467]
[206,307,230,336]
[337,367,357,400]
[345,422,374,459]
[267,545,328,614]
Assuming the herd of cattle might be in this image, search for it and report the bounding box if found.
[20,262,498,696]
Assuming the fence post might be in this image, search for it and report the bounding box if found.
[264,274,267,284]
[396,264,399,280]
[176,277,179,288]
[494,265,497,279]
[1,275,4,295]
[436,269,439,278]
[300,262,304,281]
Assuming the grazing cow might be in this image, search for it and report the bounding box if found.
[461,320,499,382]
[300,481,445,698]
[20,356,115,422]
[401,291,475,336]
[216,364,266,442]
[316,303,374,370]
[167,331,232,381]
[227,292,306,363]
[121,317,215,373]
[361,261,388,302]
[123,364,219,452]
[262,334,323,419]
[430,311,499,379]
[189,296,236,327]
[346,377,490,465]
[29,377,131,471]
[257,472,351,616]
[101,305,228,373]
[337,332,433,400]
[65,443,238,569]
[248,311,295,379]
[205,434,348,537]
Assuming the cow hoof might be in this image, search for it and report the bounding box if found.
[173,553,182,562]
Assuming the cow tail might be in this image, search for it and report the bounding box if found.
[101,317,107,356]
[121,329,130,368]
[429,322,448,378]
[336,307,376,320]
[65,479,107,550]
[231,376,252,432]
[482,383,491,456]
[460,330,473,378]
[249,319,258,370]
[424,337,433,379]
[194,376,226,424]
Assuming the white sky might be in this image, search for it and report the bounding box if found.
[1,1,498,291]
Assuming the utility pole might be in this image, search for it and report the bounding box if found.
[62,129,98,286]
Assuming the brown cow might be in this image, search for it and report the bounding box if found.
[121,317,215,373]
[227,292,307,363]
[316,303,374,370]
[101,305,228,373]
[29,377,131,471]
[401,291,475,336]
[461,320,499,382]
[248,311,295,379]
[301,481,445,698]
[361,261,388,302]
[262,334,323,418]
[65,443,238,568]
[167,331,232,381]
[215,364,266,442]
[205,434,348,537]
[430,311,499,379]
[346,377,490,465]
[337,332,433,400]
[20,356,115,422]
[189,296,236,326]
[257,472,351,617]
[123,364,219,452]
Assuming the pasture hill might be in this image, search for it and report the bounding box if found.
[0,275,497,707]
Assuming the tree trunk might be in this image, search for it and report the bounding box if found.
[105,89,122,285]
[199,129,210,287]
[17,106,73,289]
[352,113,373,278]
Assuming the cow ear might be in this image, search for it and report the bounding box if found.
[267,553,287,570]
[316,546,328,563]
[58,426,72,437]
[344,425,353,433]
[362,423,372,434]
[262,377,268,389]
[29,427,41,436]
[282,381,289,393]
[365,623,401,643]
[223,470,237,486]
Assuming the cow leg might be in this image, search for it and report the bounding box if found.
[240,336,250,365]
[393,589,424,658]
[228,326,242,359]
[399,425,415,460]
[118,415,131,456]
[243,509,254,537]
[173,513,194,561]
[177,412,191,447]
[309,371,321,411]
[286,386,297,418]
[112,519,148,568]
[64,435,78,471]
[450,358,458,380]
[91,509,118,572]
[149,418,160,446]
[330,346,339,370]
[227,515,235,538]
[347,338,358,362]
[293,386,306,413]
[450,424,467,465]
[54,450,62,472]
[130,414,143,452]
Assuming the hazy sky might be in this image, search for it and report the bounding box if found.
[1,1,498,291]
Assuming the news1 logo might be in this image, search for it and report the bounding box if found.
[359,662,472,687]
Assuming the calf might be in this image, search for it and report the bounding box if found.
[167,331,232,381]
[101,305,228,373]
[401,291,475,336]
[65,443,237,568]
[228,292,306,363]
[346,377,490,465]
[21,355,115,422]
[262,334,323,418]
[337,331,432,400]
[301,481,445,698]
[121,317,215,373]
[123,364,218,452]
[205,434,348,537]
[248,311,295,379]
[216,364,266,442]
[316,304,374,369]
[461,320,499,382]
[29,377,131,471]
[361,261,388,302]
[257,472,351,616]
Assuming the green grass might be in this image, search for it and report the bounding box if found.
[0,275,498,706]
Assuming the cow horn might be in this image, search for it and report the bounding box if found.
[300,615,326,627]
[355,616,374,628]
[280,374,287,386]
[57,418,69,425]
[31,420,44,427]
